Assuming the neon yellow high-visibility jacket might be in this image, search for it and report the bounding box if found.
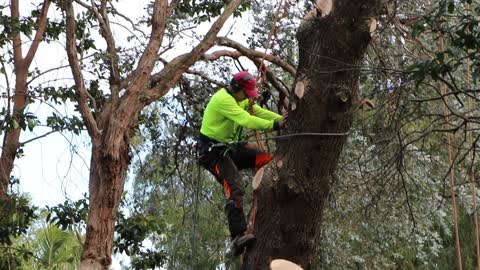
[200,88,282,143]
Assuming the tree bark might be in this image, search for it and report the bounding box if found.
[243,0,381,269]
[78,138,130,270]
[0,66,27,197]
[0,0,50,198]
[64,0,243,268]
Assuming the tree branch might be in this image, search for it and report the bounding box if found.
[144,0,243,104]
[108,2,147,39]
[216,36,297,76]
[20,129,60,145]
[185,69,226,87]
[11,0,22,69]
[201,49,242,61]
[65,0,100,138]
[167,0,182,15]
[24,0,51,67]
[122,0,168,98]
[89,0,121,105]
[73,0,92,11]
[158,57,225,87]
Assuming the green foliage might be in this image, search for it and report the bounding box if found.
[0,183,37,270]
[0,195,85,269]
[1,223,83,270]
[408,0,480,86]
[45,196,89,231]
[26,224,83,270]
[45,113,84,135]
[175,0,251,22]
[114,212,164,256]
[0,193,37,246]
[0,3,64,46]
[435,206,480,270]
[0,108,39,135]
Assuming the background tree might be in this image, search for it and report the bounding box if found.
[61,0,251,268]
[0,0,51,198]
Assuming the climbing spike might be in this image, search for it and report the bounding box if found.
[270,259,304,270]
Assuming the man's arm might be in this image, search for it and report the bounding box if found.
[218,97,275,131]
[251,104,282,121]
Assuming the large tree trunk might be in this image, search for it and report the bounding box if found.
[63,0,244,268]
[244,0,381,269]
[78,130,131,270]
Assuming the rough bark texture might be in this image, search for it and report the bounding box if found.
[70,0,169,268]
[243,0,381,269]
[78,138,131,270]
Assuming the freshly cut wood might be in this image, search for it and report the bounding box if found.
[295,81,305,98]
[369,18,377,34]
[318,0,333,16]
[270,259,304,270]
[252,167,264,191]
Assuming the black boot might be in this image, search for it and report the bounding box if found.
[231,233,256,256]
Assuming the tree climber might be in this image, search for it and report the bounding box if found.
[198,71,287,256]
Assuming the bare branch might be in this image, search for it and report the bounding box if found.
[123,0,169,97]
[27,64,70,85]
[158,57,225,87]
[65,0,100,138]
[108,2,147,38]
[24,0,51,67]
[20,129,61,145]
[144,0,244,104]
[0,56,10,93]
[89,0,121,105]
[185,69,226,87]
[202,49,242,61]
[98,0,169,160]
[11,0,22,68]
[216,36,297,76]
[73,0,92,11]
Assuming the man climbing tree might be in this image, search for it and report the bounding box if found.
[198,71,286,256]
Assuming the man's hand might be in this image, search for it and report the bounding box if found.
[274,111,288,130]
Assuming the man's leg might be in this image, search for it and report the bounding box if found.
[216,153,258,256]
[231,144,273,171]
[214,154,247,238]
[200,147,257,255]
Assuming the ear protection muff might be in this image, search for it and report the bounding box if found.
[230,73,255,93]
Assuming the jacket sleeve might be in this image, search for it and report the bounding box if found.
[251,104,282,121]
[217,96,275,131]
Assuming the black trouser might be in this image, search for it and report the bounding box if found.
[198,134,272,238]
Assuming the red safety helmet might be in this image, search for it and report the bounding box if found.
[231,71,259,98]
